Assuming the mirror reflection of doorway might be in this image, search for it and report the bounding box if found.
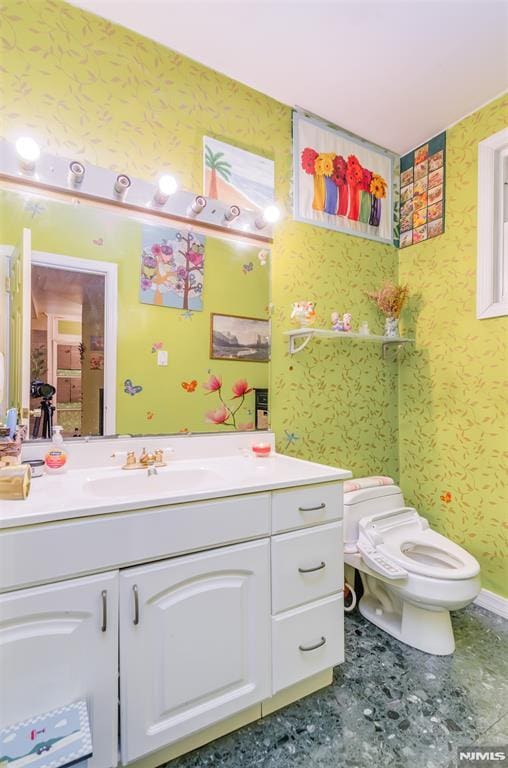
[30,265,105,438]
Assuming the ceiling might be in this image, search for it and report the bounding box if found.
[67,0,507,154]
[31,266,103,318]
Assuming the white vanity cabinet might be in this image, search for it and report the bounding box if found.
[270,484,345,693]
[118,539,271,763]
[0,466,347,768]
[0,571,119,768]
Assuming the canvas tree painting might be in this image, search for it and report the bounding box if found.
[139,225,206,311]
[203,137,275,214]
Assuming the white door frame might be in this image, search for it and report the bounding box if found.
[0,244,14,415]
[31,251,118,435]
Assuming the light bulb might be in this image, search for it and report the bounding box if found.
[153,174,177,206]
[158,174,177,196]
[188,195,207,216]
[68,160,85,186]
[223,205,241,223]
[114,174,131,198]
[15,137,40,172]
[255,204,281,229]
[263,205,280,223]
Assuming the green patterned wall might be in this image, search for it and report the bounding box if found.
[2,1,504,595]
[399,94,508,598]
[0,0,398,481]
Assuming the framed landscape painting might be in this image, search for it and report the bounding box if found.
[210,313,270,362]
[293,112,395,244]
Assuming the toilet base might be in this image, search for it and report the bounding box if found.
[358,579,455,655]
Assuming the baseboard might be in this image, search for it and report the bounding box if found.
[474,588,508,619]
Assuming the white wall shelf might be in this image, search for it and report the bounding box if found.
[284,328,414,358]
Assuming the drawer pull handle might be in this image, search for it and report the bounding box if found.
[298,503,326,513]
[100,590,107,633]
[299,636,326,652]
[133,584,140,626]
[298,561,326,574]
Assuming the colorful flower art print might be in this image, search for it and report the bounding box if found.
[139,224,206,310]
[399,131,446,248]
[293,113,395,244]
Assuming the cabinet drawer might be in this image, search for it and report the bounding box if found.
[272,594,344,693]
[271,522,343,613]
[272,483,342,534]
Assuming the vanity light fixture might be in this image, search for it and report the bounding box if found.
[187,195,207,217]
[15,136,40,173]
[68,160,85,187]
[153,174,178,206]
[255,204,281,229]
[223,204,241,223]
[114,173,131,199]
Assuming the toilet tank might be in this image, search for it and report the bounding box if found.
[343,484,405,552]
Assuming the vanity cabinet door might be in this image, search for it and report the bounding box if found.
[0,571,119,768]
[119,539,271,763]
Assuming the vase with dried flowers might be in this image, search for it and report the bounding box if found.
[366,282,409,337]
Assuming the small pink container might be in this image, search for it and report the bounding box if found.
[251,442,271,458]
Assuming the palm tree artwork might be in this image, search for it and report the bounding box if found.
[205,145,232,198]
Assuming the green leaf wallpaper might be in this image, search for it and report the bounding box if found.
[0,0,505,596]
[399,94,508,598]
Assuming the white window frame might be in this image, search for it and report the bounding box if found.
[477,127,508,319]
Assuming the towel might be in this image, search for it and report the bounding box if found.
[344,476,394,494]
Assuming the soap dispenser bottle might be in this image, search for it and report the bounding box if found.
[44,425,68,474]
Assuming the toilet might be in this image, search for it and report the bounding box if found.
[343,477,481,655]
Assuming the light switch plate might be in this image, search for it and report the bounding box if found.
[157,350,168,366]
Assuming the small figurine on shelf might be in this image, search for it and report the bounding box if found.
[331,311,343,331]
[330,311,352,332]
[291,301,317,327]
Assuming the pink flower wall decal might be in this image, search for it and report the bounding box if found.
[205,405,230,424]
[203,374,222,393]
[232,379,253,398]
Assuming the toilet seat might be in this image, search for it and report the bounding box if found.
[358,507,480,581]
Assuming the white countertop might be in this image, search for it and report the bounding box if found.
[0,452,351,529]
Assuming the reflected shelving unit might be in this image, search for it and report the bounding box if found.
[284,328,414,359]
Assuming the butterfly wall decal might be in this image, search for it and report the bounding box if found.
[440,491,452,503]
[146,411,155,420]
[242,262,254,274]
[181,380,198,392]
[24,201,45,219]
[92,237,104,246]
[124,379,143,396]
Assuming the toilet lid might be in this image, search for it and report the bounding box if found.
[359,508,480,580]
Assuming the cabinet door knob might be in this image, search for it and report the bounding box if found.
[298,503,326,512]
[298,561,326,574]
[132,584,140,626]
[101,590,107,632]
[299,636,326,652]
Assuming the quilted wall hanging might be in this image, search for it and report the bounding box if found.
[293,112,395,245]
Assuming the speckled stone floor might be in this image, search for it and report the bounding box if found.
[166,605,508,768]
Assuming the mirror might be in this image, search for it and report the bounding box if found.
[0,186,270,439]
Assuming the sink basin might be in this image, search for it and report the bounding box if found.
[84,467,224,498]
